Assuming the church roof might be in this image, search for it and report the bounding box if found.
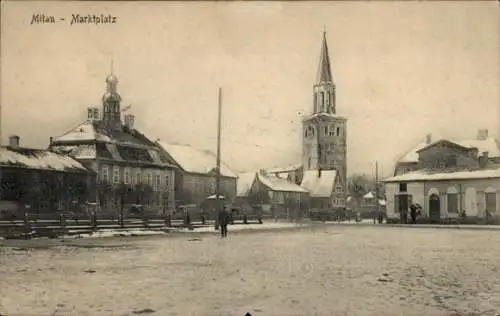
[156,141,238,178]
[257,172,308,193]
[300,170,337,198]
[316,31,333,84]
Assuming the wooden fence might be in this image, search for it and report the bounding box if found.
[0,212,267,239]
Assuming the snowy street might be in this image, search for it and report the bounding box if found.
[1,224,499,316]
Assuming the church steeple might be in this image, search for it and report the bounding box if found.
[317,31,333,84]
[313,31,336,115]
[102,61,122,130]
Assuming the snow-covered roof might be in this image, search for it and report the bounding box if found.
[300,170,336,198]
[237,172,257,197]
[398,137,500,163]
[257,172,308,193]
[265,164,302,174]
[0,146,92,173]
[379,199,387,206]
[54,121,112,143]
[363,191,375,199]
[206,194,226,200]
[384,167,500,182]
[157,141,238,178]
[51,144,97,160]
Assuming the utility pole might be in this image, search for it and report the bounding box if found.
[214,87,222,229]
[375,161,380,223]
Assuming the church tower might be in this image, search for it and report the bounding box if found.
[102,65,122,130]
[302,31,348,187]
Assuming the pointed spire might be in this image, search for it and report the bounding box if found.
[110,59,114,75]
[316,30,333,84]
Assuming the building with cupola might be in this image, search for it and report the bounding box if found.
[49,70,177,215]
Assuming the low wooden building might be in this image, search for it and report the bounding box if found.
[236,170,309,219]
[0,135,95,215]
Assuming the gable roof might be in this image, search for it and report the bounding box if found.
[416,139,471,153]
[265,164,302,174]
[257,172,308,193]
[237,172,257,197]
[398,137,500,164]
[0,146,93,173]
[157,141,238,178]
[300,170,336,198]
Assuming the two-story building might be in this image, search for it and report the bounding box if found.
[155,141,238,208]
[236,170,309,219]
[50,72,177,215]
[384,133,500,223]
[0,135,95,215]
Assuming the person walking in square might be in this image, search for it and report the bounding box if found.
[218,206,230,238]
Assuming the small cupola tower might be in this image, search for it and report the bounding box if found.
[102,61,122,130]
[313,31,336,114]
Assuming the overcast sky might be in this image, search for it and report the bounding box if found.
[1,1,499,177]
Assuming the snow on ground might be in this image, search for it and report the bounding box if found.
[1,225,499,316]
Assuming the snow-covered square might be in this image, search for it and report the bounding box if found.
[1,224,499,316]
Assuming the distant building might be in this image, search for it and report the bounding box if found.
[0,135,95,213]
[155,141,238,208]
[384,134,500,223]
[50,72,177,215]
[264,164,303,185]
[236,170,309,219]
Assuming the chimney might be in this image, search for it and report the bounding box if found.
[124,114,135,129]
[49,137,53,145]
[9,135,20,148]
[318,168,322,178]
[477,129,489,141]
[425,134,432,145]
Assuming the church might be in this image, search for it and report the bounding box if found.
[265,31,348,213]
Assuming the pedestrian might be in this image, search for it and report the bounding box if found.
[410,204,417,224]
[218,206,230,238]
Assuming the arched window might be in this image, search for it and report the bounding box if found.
[314,93,318,112]
[320,92,325,110]
[447,187,458,214]
[326,92,330,107]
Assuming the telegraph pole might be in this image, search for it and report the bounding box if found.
[214,87,222,229]
[375,161,380,223]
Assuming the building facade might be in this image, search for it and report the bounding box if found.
[0,135,95,214]
[384,136,500,223]
[300,169,345,210]
[301,31,348,210]
[50,72,177,215]
[156,141,237,208]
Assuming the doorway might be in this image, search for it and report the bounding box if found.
[429,194,441,223]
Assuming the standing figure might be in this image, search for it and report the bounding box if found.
[410,204,417,224]
[218,207,230,238]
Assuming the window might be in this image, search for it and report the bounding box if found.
[155,173,161,186]
[336,127,341,136]
[136,171,142,184]
[314,93,318,111]
[147,172,152,185]
[165,175,170,188]
[447,193,458,214]
[399,183,407,192]
[324,126,328,136]
[102,165,109,183]
[486,191,497,213]
[124,168,130,184]
[326,92,330,106]
[113,166,120,184]
[308,157,311,169]
[320,92,325,108]
[329,125,335,136]
[305,125,315,138]
[58,200,64,210]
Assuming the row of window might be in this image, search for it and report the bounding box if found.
[446,192,496,214]
[333,198,345,205]
[304,124,343,139]
[314,91,334,111]
[101,165,170,187]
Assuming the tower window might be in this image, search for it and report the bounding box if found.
[324,126,328,136]
[336,127,341,136]
[320,92,325,109]
[329,125,335,136]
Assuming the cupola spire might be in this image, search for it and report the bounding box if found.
[317,30,333,84]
